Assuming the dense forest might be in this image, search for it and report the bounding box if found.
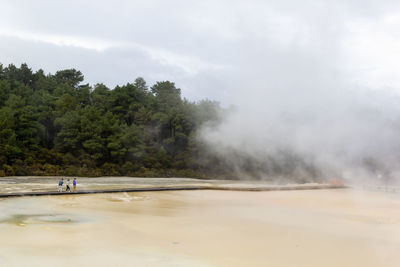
[0,63,227,177]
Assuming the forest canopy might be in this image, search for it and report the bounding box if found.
[0,63,224,177]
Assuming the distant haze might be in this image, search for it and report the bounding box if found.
[2,0,400,182]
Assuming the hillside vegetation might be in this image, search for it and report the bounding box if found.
[0,63,224,177]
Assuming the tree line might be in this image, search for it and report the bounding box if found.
[0,63,226,177]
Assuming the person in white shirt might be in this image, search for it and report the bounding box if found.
[66,179,71,192]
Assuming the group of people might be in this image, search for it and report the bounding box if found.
[58,178,77,192]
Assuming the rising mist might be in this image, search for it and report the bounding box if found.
[199,1,400,184]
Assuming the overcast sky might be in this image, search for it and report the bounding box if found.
[2,0,400,104]
[3,0,400,179]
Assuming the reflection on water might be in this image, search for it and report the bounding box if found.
[0,214,74,226]
[0,197,95,228]
[108,192,134,202]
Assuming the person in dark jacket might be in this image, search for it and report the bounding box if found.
[58,178,64,192]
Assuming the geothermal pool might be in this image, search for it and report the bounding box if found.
[0,185,399,266]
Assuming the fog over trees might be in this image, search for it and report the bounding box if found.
[1,63,391,183]
[0,63,228,178]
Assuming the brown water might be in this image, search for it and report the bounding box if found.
[0,189,399,266]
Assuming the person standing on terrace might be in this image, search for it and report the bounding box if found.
[58,178,64,192]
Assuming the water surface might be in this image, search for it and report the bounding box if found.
[0,189,399,266]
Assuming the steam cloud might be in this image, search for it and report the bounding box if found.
[199,1,400,184]
[2,0,400,184]
[200,87,400,183]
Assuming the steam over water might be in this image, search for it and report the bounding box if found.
[196,3,400,184]
[200,70,400,183]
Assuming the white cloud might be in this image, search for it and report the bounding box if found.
[2,0,400,101]
[0,27,228,76]
[138,45,230,75]
[0,28,123,52]
[342,13,400,91]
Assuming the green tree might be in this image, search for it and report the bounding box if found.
[0,62,224,177]
[55,69,84,88]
